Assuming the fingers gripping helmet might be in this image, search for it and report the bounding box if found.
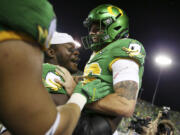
[82,4,129,51]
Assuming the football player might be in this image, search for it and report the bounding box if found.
[0,0,111,135]
[42,32,110,106]
[73,4,146,135]
[43,32,80,105]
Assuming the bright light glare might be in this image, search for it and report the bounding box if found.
[74,41,81,48]
[155,55,172,66]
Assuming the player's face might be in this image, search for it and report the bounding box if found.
[89,23,104,43]
[55,43,80,73]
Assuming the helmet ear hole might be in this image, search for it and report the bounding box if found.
[114,26,121,31]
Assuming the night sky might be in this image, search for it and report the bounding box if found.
[49,0,180,111]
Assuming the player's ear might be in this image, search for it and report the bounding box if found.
[46,48,56,58]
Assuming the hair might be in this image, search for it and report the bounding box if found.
[73,112,112,135]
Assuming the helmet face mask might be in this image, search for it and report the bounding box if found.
[81,21,107,51]
[81,32,107,51]
[82,4,129,51]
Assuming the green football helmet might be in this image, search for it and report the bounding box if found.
[81,4,129,51]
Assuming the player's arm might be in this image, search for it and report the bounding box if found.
[54,66,77,96]
[87,59,140,117]
[49,67,81,106]
[54,79,111,135]
[44,66,77,106]
[0,40,84,135]
[0,40,114,135]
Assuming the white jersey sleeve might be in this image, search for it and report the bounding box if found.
[112,59,139,87]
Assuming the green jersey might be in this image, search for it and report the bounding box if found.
[0,0,56,49]
[42,63,67,95]
[83,38,146,95]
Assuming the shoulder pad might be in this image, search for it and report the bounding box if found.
[105,38,146,65]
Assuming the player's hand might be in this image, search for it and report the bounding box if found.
[74,79,111,103]
[73,75,84,84]
[54,66,76,96]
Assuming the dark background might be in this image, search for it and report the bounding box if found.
[49,0,180,111]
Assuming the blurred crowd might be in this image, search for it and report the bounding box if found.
[118,99,180,135]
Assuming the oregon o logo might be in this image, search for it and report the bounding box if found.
[107,6,123,17]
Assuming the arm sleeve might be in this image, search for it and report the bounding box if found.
[45,112,61,135]
[112,59,139,87]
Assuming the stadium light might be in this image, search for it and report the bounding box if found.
[152,54,172,106]
[155,55,172,67]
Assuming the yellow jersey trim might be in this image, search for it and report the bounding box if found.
[109,58,121,71]
[0,30,35,43]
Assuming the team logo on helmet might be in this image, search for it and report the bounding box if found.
[82,4,129,51]
[107,6,123,17]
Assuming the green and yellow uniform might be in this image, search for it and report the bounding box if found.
[42,63,111,103]
[83,38,146,97]
[0,0,56,50]
[42,63,67,95]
